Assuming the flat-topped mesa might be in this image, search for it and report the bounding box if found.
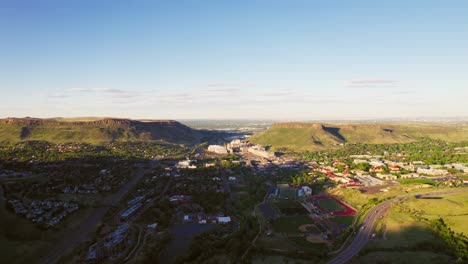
[0,118,179,127]
[272,122,325,129]
[0,117,201,144]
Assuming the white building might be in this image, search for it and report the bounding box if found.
[207,145,228,154]
[217,216,231,224]
[417,167,449,176]
[301,186,312,196]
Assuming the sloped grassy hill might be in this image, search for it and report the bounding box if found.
[0,118,202,145]
[249,122,468,152]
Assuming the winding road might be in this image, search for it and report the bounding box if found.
[328,188,468,264]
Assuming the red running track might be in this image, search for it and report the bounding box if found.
[308,195,356,216]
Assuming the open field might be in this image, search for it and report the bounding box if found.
[249,122,468,152]
[252,255,318,264]
[278,188,297,199]
[355,206,454,263]
[315,199,346,211]
[272,216,314,233]
[329,215,354,225]
[328,185,457,210]
[230,184,249,193]
[256,235,327,253]
[398,179,437,185]
[288,236,327,249]
[401,192,468,235]
[350,251,454,264]
[270,198,309,216]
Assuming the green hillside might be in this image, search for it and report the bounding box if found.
[249,122,468,152]
[0,118,202,145]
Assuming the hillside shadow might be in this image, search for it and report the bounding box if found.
[20,127,30,139]
[354,223,456,264]
[322,126,346,142]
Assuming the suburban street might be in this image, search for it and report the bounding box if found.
[328,188,468,264]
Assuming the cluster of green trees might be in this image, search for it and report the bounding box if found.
[174,169,268,263]
[430,218,468,260]
[175,216,258,263]
[0,141,184,162]
[303,139,468,165]
[137,198,175,228]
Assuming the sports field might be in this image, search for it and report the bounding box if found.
[309,196,356,216]
[316,198,346,211]
[278,187,297,199]
[272,216,314,233]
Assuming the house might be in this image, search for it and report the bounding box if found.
[301,186,313,196]
[375,173,397,181]
[207,145,228,154]
[370,167,383,173]
[297,189,304,197]
[102,224,130,257]
[176,159,197,169]
[217,216,231,224]
[147,223,158,229]
[417,167,449,176]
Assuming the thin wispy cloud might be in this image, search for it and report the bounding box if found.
[393,90,417,95]
[206,88,241,92]
[206,82,237,88]
[69,88,126,93]
[47,93,70,99]
[261,89,295,97]
[344,79,399,88]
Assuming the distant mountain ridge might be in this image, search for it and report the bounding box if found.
[249,122,468,152]
[0,117,202,145]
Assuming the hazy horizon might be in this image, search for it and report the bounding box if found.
[1,1,467,119]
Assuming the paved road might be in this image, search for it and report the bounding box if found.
[39,163,149,264]
[328,188,468,264]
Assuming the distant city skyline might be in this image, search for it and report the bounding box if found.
[1,1,467,119]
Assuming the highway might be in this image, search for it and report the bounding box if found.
[328,188,468,264]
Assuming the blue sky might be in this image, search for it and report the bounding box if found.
[1,0,467,120]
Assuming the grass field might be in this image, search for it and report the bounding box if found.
[360,206,449,264]
[401,192,468,235]
[316,199,346,211]
[278,188,297,199]
[350,251,454,264]
[252,255,317,264]
[256,235,326,253]
[272,216,314,233]
[329,215,354,225]
[287,236,328,250]
[398,179,437,185]
[230,185,249,193]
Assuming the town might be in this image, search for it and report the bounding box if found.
[1,133,468,264]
